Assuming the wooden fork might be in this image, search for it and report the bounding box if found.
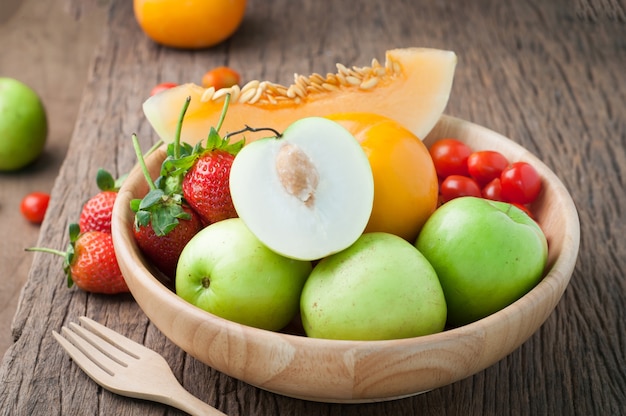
[52,316,226,416]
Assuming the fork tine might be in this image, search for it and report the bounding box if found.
[68,322,133,367]
[52,329,115,380]
[79,316,144,357]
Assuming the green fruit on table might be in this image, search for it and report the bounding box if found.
[415,196,548,327]
[175,218,312,331]
[0,78,48,171]
[300,232,447,341]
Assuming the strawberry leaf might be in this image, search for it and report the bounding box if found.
[96,168,125,191]
[65,223,81,288]
[151,208,177,236]
[132,188,192,237]
[96,169,116,191]
[138,189,166,210]
[134,209,152,228]
[68,223,81,242]
[129,198,141,212]
[206,127,223,150]
[136,198,192,236]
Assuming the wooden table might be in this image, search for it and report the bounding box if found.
[0,0,105,355]
[1,0,625,414]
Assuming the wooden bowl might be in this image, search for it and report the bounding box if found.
[111,115,580,403]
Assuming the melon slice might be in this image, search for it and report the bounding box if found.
[143,47,457,144]
[229,117,375,261]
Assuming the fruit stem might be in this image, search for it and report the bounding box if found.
[173,96,191,160]
[132,133,157,191]
[224,125,282,141]
[25,247,65,258]
[215,93,231,135]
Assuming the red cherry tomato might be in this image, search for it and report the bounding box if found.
[20,192,50,224]
[150,82,178,96]
[482,178,504,201]
[429,138,472,178]
[467,150,509,186]
[500,162,542,204]
[201,66,240,90]
[440,175,482,203]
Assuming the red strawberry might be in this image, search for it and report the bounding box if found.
[133,204,203,278]
[130,95,243,278]
[153,95,243,226]
[79,190,117,233]
[182,148,238,225]
[26,223,129,294]
[79,168,125,233]
[130,127,204,280]
[68,230,129,294]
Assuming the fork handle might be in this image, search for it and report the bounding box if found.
[158,383,228,416]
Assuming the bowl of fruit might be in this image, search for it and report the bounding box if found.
[111,48,579,403]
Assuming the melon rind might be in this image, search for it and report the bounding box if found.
[143,47,457,144]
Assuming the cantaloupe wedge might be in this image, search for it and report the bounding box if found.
[143,47,457,144]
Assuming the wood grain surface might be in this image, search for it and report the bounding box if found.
[0,0,106,355]
[1,0,625,415]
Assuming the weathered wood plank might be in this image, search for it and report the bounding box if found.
[0,0,107,356]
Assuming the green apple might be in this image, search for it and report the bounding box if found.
[175,218,312,331]
[300,232,447,341]
[229,116,374,261]
[0,77,48,171]
[415,196,548,327]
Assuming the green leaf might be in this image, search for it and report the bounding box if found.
[175,209,192,221]
[130,198,141,213]
[65,225,80,288]
[64,242,74,271]
[151,206,180,236]
[192,141,204,154]
[69,223,81,241]
[167,203,191,221]
[224,138,245,155]
[206,127,223,150]
[161,153,198,176]
[139,189,165,210]
[134,210,152,228]
[160,174,184,197]
[165,141,194,158]
[96,168,117,191]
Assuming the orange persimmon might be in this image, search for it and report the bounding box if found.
[327,113,439,242]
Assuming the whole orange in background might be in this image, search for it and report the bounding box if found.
[133,0,247,49]
[327,113,439,242]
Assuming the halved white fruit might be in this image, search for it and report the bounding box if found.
[229,117,374,261]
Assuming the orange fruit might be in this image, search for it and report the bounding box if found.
[133,0,247,49]
[201,66,241,90]
[326,113,439,242]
